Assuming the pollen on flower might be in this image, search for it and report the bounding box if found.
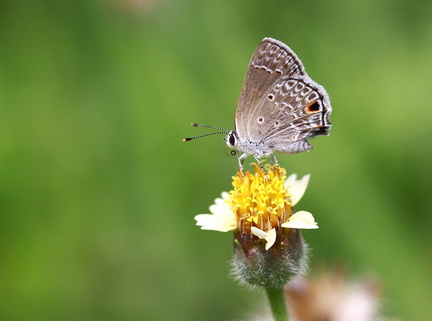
[228,164,293,236]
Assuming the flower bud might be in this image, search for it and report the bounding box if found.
[232,225,309,288]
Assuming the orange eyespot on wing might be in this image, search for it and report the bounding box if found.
[305,101,320,114]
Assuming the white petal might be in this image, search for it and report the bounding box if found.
[281,211,319,229]
[251,227,277,250]
[209,192,232,216]
[220,191,230,199]
[264,228,277,250]
[213,195,228,207]
[285,174,310,206]
[251,226,268,239]
[194,213,236,232]
[209,202,230,216]
[194,192,236,232]
[284,173,298,187]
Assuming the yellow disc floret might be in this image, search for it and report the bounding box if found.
[228,164,293,235]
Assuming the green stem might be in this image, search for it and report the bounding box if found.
[265,286,289,321]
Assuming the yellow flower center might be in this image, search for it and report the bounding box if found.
[228,164,293,235]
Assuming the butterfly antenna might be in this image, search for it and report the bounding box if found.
[189,123,229,131]
[183,123,229,142]
[183,131,227,142]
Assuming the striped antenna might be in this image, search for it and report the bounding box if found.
[183,123,228,142]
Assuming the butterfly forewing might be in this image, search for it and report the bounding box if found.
[235,38,306,139]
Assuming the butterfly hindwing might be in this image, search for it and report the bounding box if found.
[246,77,331,154]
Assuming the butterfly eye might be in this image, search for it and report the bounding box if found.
[268,94,274,100]
[274,120,280,127]
[229,132,236,146]
[257,117,264,124]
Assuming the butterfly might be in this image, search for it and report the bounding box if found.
[185,37,331,170]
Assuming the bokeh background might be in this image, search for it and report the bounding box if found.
[1,1,431,320]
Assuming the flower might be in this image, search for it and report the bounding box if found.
[245,269,394,321]
[285,270,387,321]
[195,164,318,250]
[194,164,319,288]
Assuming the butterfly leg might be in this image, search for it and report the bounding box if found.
[253,154,266,175]
[237,153,247,175]
[270,153,280,167]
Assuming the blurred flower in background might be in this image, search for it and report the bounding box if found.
[248,268,399,321]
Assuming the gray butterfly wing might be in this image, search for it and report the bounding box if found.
[247,76,331,154]
[235,38,306,139]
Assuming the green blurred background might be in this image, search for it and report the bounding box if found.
[1,0,431,320]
